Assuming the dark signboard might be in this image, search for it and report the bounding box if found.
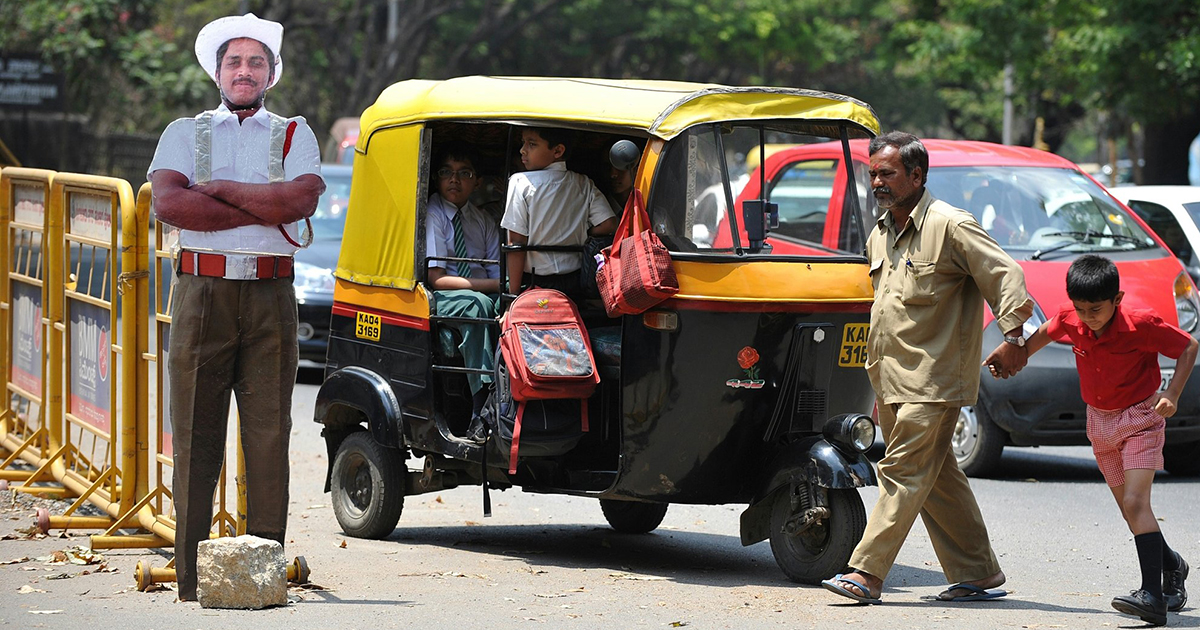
[0,55,64,110]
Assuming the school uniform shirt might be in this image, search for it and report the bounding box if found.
[425,193,500,279]
[1045,303,1192,410]
[500,162,615,275]
[147,103,323,255]
[866,189,1033,405]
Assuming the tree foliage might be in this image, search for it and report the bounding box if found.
[3,0,1198,180]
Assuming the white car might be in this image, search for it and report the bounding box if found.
[1110,186,1200,283]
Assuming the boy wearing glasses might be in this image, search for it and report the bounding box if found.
[426,143,500,423]
[501,127,616,301]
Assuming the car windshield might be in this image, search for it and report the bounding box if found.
[926,166,1157,254]
[312,170,351,240]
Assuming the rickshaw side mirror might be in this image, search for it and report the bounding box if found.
[610,140,640,171]
[742,200,778,251]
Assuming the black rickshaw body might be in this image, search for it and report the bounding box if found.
[315,77,882,582]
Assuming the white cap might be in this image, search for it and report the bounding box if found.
[194,13,284,89]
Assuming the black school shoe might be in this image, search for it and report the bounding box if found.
[1112,589,1167,626]
[1165,554,1189,612]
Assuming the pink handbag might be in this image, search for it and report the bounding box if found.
[597,189,679,316]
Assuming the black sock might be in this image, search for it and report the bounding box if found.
[1135,532,1164,598]
[1163,538,1181,572]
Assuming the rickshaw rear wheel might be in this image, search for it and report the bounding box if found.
[331,432,405,539]
[768,488,866,584]
[599,499,669,534]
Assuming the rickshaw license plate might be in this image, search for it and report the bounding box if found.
[838,323,869,367]
[355,312,382,341]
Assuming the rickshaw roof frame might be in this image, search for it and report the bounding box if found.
[356,76,880,153]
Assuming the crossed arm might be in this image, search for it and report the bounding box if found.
[151,169,324,231]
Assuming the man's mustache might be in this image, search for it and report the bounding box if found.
[873,186,892,196]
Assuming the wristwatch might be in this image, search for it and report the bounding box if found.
[1003,335,1026,347]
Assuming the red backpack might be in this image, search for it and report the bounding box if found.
[498,288,600,474]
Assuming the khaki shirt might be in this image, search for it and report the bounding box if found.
[866,189,1033,404]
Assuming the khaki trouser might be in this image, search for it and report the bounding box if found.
[849,401,1001,583]
[168,273,298,600]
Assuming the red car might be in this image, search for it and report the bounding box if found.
[714,140,1200,476]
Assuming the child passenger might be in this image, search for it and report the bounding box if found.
[988,254,1195,626]
[500,127,616,302]
[426,142,500,422]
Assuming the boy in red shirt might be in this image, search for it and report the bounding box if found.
[989,254,1196,626]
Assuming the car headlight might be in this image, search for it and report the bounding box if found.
[823,413,876,454]
[1175,272,1199,334]
[294,261,335,299]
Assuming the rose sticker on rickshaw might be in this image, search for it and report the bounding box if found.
[726,346,765,389]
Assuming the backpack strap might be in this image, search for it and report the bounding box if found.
[508,402,526,475]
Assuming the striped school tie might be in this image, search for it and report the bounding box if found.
[451,211,473,278]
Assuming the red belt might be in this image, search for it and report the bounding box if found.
[178,250,293,280]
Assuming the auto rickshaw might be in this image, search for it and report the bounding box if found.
[315,76,880,583]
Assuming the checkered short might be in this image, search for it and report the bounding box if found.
[1086,396,1165,487]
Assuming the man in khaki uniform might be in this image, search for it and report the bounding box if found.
[822,132,1032,604]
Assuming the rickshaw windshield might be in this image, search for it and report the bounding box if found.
[648,123,869,257]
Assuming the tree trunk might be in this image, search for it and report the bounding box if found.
[1142,110,1200,185]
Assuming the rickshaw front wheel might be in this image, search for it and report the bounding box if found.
[768,488,866,584]
[331,432,405,539]
[599,499,669,534]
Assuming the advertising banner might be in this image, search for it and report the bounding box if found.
[68,192,112,242]
[13,183,45,226]
[69,300,112,432]
[10,282,43,394]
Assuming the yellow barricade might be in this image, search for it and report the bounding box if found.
[1,168,56,487]
[0,172,308,588]
[8,174,143,533]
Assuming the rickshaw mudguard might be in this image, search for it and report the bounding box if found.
[315,366,406,490]
[739,437,876,546]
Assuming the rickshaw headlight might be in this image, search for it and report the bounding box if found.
[823,414,876,454]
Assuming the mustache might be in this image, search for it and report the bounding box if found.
[873,186,892,195]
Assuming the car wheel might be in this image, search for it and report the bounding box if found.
[769,488,866,585]
[953,405,1005,477]
[599,499,668,534]
[1163,441,1200,476]
[331,432,405,539]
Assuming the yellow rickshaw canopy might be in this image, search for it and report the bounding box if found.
[358,76,879,147]
[339,76,880,292]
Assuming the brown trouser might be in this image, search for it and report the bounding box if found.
[848,401,1001,584]
[168,273,298,600]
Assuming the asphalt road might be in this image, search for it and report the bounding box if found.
[2,370,1198,629]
